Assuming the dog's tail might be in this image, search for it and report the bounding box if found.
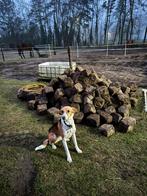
[35,139,48,151]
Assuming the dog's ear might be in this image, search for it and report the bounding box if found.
[72,107,78,113]
[59,109,64,115]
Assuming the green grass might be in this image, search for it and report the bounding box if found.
[0,77,147,196]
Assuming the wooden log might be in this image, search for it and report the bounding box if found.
[81,69,91,77]
[128,82,138,92]
[58,75,67,82]
[76,66,84,72]
[49,78,60,90]
[43,86,54,95]
[86,114,100,127]
[35,94,48,105]
[130,97,138,107]
[84,96,93,105]
[108,83,120,95]
[70,71,81,83]
[118,105,130,117]
[54,88,64,100]
[118,117,136,133]
[27,100,36,110]
[94,97,105,109]
[64,87,76,98]
[53,113,61,123]
[59,97,69,106]
[74,83,83,93]
[117,91,130,105]
[98,86,109,97]
[74,112,84,123]
[98,110,113,124]
[72,94,82,103]
[105,106,116,114]
[84,103,96,114]
[121,84,130,94]
[99,124,115,137]
[71,103,80,112]
[37,104,47,115]
[111,112,122,124]
[47,107,60,119]
[85,85,96,93]
[63,77,74,88]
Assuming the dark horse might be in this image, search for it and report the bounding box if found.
[17,43,40,59]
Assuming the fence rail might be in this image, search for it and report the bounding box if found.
[0,43,147,62]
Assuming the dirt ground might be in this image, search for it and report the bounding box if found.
[0,49,147,86]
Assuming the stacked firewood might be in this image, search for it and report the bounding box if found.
[17,66,139,137]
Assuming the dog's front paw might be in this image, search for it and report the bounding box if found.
[77,149,82,153]
[67,157,72,163]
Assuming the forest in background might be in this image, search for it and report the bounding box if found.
[0,0,147,47]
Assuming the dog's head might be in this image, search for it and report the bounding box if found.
[60,106,77,121]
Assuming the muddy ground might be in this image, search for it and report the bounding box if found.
[0,49,147,86]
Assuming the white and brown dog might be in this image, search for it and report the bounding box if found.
[35,106,82,163]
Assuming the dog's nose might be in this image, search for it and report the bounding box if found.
[62,116,65,120]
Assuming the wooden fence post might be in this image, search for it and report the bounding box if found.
[67,46,72,69]
[1,48,5,61]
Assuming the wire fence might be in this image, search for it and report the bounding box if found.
[0,43,147,62]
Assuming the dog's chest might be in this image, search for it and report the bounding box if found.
[64,128,74,139]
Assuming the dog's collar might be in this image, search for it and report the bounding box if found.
[60,118,72,129]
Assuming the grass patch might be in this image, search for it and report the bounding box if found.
[0,77,147,196]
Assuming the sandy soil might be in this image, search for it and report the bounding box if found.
[0,50,147,86]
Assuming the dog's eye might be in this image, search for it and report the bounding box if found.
[67,110,70,113]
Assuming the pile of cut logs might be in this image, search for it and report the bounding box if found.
[17,66,139,137]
